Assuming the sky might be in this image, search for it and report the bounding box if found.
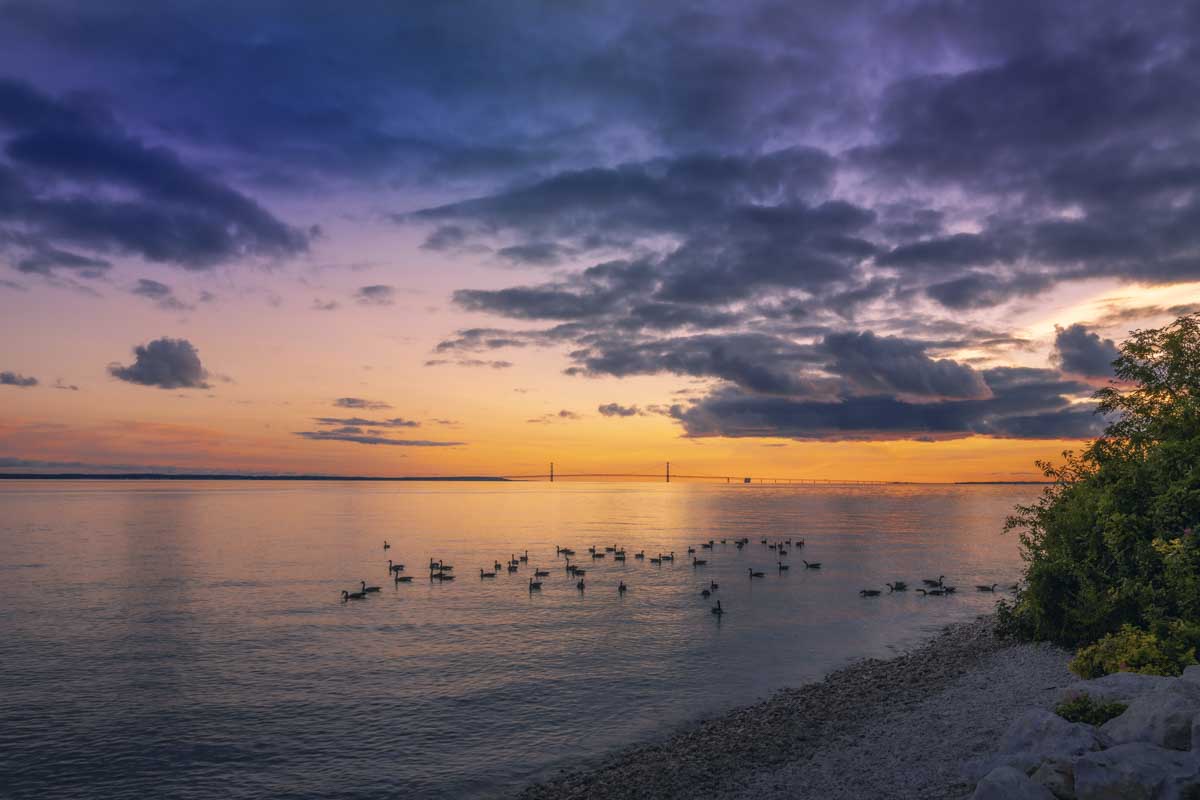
[1,0,1199,481]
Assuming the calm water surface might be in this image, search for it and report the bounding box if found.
[0,481,1035,799]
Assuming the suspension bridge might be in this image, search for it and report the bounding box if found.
[496,462,896,485]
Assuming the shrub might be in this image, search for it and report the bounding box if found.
[1068,624,1196,679]
[1004,314,1200,648]
[1054,694,1128,726]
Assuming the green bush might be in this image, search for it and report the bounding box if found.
[1068,624,1197,679]
[1054,694,1128,726]
[1004,314,1200,654]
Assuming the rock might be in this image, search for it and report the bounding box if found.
[1181,665,1200,688]
[966,709,1104,782]
[1101,687,1200,751]
[1074,742,1200,800]
[1060,673,1176,705]
[1032,758,1077,800]
[972,765,1057,799]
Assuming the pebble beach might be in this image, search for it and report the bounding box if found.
[516,616,1073,800]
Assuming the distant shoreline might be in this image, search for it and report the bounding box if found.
[0,473,511,481]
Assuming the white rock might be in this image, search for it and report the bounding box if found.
[1060,673,1176,705]
[972,765,1057,800]
[965,709,1105,782]
[1032,758,1077,800]
[1074,742,1200,800]
[1101,688,1200,751]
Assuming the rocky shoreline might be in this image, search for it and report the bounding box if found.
[515,616,1073,800]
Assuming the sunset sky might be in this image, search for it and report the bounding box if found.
[2,0,1199,481]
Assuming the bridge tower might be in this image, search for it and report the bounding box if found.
[666,461,670,483]
[550,462,554,482]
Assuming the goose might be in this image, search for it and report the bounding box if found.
[735,540,745,549]
[480,568,497,578]
[711,600,724,616]
[710,581,719,590]
[650,555,663,565]
[533,567,550,577]
[748,568,765,578]
[693,557,708,567]
[589,546,598,554]
[802,560,822,569]
[507,564,519,573]
[614,553,627,561]
[662,552,675,562]
[701,589,711,598]
[796,539,805,549]
[342,590,367,600]
[702,541,714,550]
[519,550,529,562]
[494,560,503,571]
[361,581,381,593]
[634,551,645,560]
[778,549,788,557]
[528,577,543,591]
[719,539,727,544]
[860,589,882,597]
[777,561,789,571]
[687,546,696,554]
[605,545,616,552]
[887,581,908,592]
[614,549,626,556]
[438,564,454,572]
[760,538,768,544]
[768,543,778,550]
[383,541,390,550]
[784,538,792,545]
[592,551,605,559]
[922,575,945,587]
[388,560,404,574]
[576,579,586,591]
[941,585,957,594]
[560,547,575,557]
[439,574,456,582]
[394,574,413,583]
[976,583,998,592]
[618,581,627,594]
[510,555,520,566]
[571,567,586,576]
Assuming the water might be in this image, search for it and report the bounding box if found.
[0,480,1035,799]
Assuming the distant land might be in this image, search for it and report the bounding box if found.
[0,473,511,481]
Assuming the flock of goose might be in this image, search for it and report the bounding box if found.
[339,538,1016,613]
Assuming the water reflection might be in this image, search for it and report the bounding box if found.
[0,481,1034,799]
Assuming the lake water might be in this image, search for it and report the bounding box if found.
[0,480,1035,799]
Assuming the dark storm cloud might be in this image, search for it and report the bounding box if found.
[108,337,210,389]
[597,403,641,417]
[312,416,420,428]
[293,431,464,446]
[1053,324,1120,378]
[0,79,309,273]
[819,331,991,400]
[334,397,392,410]
[1,370,37,387]
[130,278,192,311]
[354,285,397,306]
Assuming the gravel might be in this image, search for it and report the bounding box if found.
[514,616,1073,800]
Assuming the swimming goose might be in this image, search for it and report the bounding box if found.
[777,561,789,571]
[592,551,605,559]
[687,546,696,554]
[702,542,713,550]
[480,568,497,578]
[605,545,616,552]
[559,547,575,557]
[887,581,908,591]
[796,539,805,548]
[528,577,543,591]
[394,574,413,583]
[802,560,822,569]
[383,541,390,550]
[662,552,675,562]
[507,564,519,573]
[342,589,367,600]
[778,549,788,557]
[388,560,404,573]
[361,581,381,593]
[976,583,998,592]
[701,589,711,598]
[635,551,645,559]
[618,581,627,594]
[760,538,768,544]
[693,557,708,567]
[614,553,627,561]
[519,551,529,562]
[710,581,719,590]
[735,540,745,549]
[494,560,503,571]
[922,575,945,587]
[571,567,586,576]
[860,589,881,597]
[748,568,765,578]
[941,585,957,594]
[768,543,778,550]
[510,555,520,566]
[711,600,724,616]
[533,567,550,577]
[650,555,662,565]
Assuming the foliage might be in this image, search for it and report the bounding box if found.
[1003,314,1200,660]
[1054,694,1128,726]
[1068,623,1198,679]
